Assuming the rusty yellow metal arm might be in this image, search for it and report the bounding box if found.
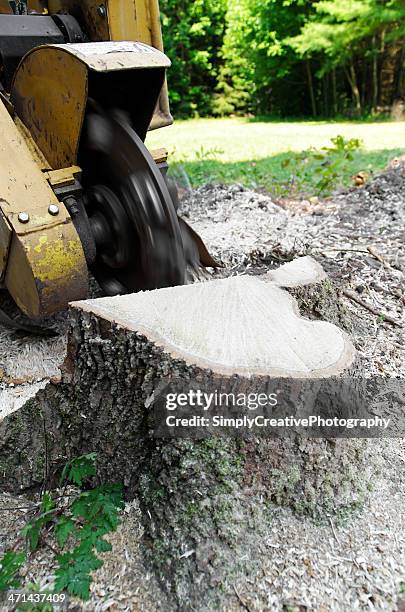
[0,99,88,318]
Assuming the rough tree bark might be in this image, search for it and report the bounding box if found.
[305,59,317,117]
[0,257,372,607]
[345,63,362,115]
[372,35,379,113]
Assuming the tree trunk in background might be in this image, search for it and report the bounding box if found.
[323,73,329,116]
[345,63,362,115]
[380,43,404,106]
[393,47,404,100]
[372,35,378,113]
[378,28,386,106]
[306,59,317,116]
[332,68,338,115]
[361,56,367,109]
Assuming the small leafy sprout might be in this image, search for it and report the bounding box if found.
[279,135,363,196]
[194,145,224,161]
[55,547,103,601]
[0,453,124,603]
[21,494,56,551]
[60,453,97,487]
[54,483,124,601]
[54,516,76,549]
[0,551,26,591]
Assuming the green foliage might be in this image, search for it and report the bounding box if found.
[60,453,97,487]
[220,0,405,115]
[288,0,405,64]
[21,494,56,551]
[0,454,124,603]
[160,0,228,116]
[54,517,75,549]
[219,0,311,115]
[160,0,405,118]
[0,551,26,591]
[281,135,362,194]
[286,0,405,114]
[55,548,103,601]
[314,135,362,192]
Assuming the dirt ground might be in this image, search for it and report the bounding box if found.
[0,163,404,611]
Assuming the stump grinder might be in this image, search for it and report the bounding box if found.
[0,0,217,320]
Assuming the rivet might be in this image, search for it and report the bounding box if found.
[18,212,29,223]
[48,204,60,216]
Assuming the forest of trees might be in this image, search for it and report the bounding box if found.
[160,0,405,118]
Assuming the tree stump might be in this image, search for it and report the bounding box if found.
[0,257,372,606]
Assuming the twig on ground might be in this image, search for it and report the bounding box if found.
[0,504,38,512]
[323,248,368,254]
[329,518,341,545]
[233,584,253,612]
[370,283,405,305]
[367,246,390,268]
[393,288,405,305]
[343,289,403,327]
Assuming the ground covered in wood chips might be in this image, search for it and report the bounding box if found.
[0,164,404,610]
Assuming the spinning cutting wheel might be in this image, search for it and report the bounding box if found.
[80,106,187,295]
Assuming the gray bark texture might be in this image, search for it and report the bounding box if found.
[0,265,372,607]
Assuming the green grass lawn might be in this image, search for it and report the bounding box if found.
[146,117,405,196]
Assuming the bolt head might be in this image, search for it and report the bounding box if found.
[48,204,60,216]
[98,4,106,17]
[18,212,29,223]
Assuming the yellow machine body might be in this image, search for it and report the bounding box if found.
[0,0,173,318]
[0,99,88,317]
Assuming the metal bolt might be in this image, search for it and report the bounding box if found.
[48,204,60,216]
[97,4,106,17]
[64,196,79,217]
[18,212,29,223]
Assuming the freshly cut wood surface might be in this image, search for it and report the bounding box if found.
[265,255,327,287]
[74,275,355,378]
